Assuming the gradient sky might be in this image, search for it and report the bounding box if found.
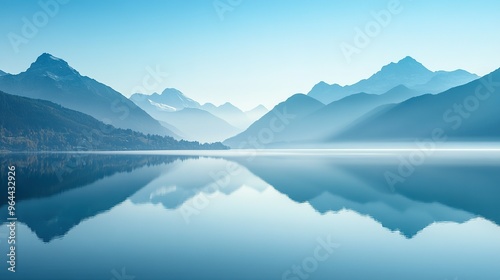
[1,0,500,110]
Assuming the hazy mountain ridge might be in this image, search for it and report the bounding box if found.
[159,108,240,143]
[224,94,324,147]
[286,85,422,143]
[1,53,494,148]
[132,88,201,111]
[308,56,479,104]
[334,68,500,141]
[131,90,240,142]
[131,88,268,130]
[245,105,269,121]
[201,102,252,129]
[224,85,422,147]
[225,57,491,147]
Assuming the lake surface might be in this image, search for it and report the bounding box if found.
[0,150,499,280]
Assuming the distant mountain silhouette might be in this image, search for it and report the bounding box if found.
[237,85,419,147]
[354,56,434,91]
[159,108,240,143]
[0,90,227,151]
[224,86,421,147]
[201,102,252,129]
[132,89,265,131]
[0,70,6,76]
[245,105,269,122]
[224,94,324,147]
[412,69,481,94]
[131,88,201,111]
[131,91,240,143]
[335,68,500,141]
[0,53,174,137]
[299,85,420,141]
[308,56,478,104]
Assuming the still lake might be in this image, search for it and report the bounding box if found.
[0,150,499,280]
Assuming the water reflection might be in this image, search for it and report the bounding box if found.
[0,154,189,241]
[0,152,499,279]
[230,155,500,237]
[1,153,499,241]
[130,157,269,210]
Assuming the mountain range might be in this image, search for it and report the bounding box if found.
[0,53,268,145]
[245,105,269,122]
[225,57,498,147]
[0,90,227,151]
[0,53,176,137]
[130,89,268,142]
[131,89,268,127]
[334,68,500,141]
[1,53,497,149]
[201,102,254,129]
[308,56,479,104]
[224,94,324,147]
[131,90,239,142]
[225,84,425,147]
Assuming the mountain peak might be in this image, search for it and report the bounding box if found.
[285,93,323,105]
[161,88,183,96]
[39,52,63,61]
[382,56,428,72]
[220,102,237,109]
[154,88,200,109]
[313,81,342,90]
[250,104,267,111]
[357,56,434,90]
[398,56,418,64]
[27,53,79,77]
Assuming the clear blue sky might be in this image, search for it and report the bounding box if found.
[1,0,500,110]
